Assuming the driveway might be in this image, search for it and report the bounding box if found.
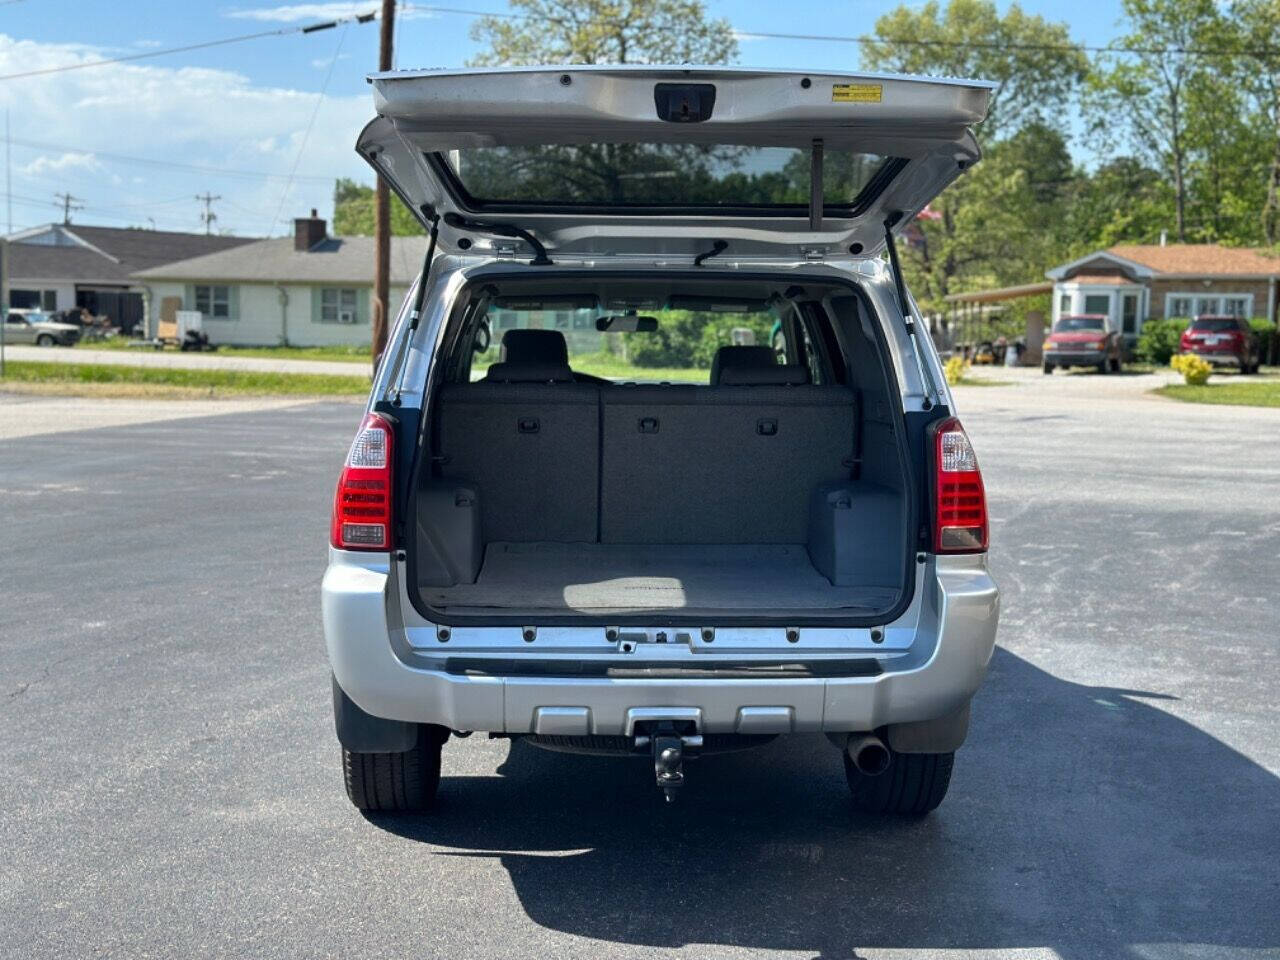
[1,390,1277,959]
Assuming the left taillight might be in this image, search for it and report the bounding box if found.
[932,417,988,554]
[330,412,394,551]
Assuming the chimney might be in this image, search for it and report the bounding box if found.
[294,209,327,251]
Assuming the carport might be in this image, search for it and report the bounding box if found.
[942,281,1053,364]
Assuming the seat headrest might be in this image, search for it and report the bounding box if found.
[484,361,575,383]
[710,345,778,384]
[501,329,569,366]
[717,364,809,386]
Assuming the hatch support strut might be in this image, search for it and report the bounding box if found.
[883,213,938,409]
[809,138,824,231]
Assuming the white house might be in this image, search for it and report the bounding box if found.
[1046,244,1280,345]
[4,223,253,333]
[131,212,428,347]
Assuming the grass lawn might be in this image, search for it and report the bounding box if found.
[74,340,371,363]
[0,360,370,400]
[1154,379,1280,408]
[951,377,1012,387]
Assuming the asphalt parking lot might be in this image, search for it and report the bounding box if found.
[1,379,1278,960]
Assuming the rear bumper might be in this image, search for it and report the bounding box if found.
[1184,350,1242,367]
[323,551,999,738]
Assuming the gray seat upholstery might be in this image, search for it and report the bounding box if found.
[710,344,779,384]
[435,382,600,543]
[499,329,570,366]
[599,384,855,544]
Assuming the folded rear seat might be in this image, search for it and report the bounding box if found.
[599,367,856,544]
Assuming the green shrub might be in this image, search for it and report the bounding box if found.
[1137,317,1187,365]
[624,311,774,368]
[1249,318,1277,365]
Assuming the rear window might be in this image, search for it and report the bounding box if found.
[1053,316,1106,332]
[434,144,899,213]
[1189,318,1238,332]
[474,304,780,383]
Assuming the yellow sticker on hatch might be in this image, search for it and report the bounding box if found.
[832,83,883,103]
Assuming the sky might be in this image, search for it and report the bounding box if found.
[0,0,1127,238]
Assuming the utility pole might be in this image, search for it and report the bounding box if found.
[5,108,11,235]
[196,192,221,235]
[54,191,84,225]
[371,0,396,372]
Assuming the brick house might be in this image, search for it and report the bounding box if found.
[1046,244,1280,345]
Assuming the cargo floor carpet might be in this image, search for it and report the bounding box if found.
[423,541,900,617]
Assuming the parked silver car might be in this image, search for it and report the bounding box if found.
[323,66,1000,815]
[4,309,81,346]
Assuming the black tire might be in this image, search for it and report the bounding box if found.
[1111,357,1122,373]
[342,724,447,812]
[844,749,954,816]
[36,334,55,347]
[1042,363,1053,375]
[1096,360,1108,374]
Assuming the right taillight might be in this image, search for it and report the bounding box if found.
[933,417,988,554]
[330,412,394,551]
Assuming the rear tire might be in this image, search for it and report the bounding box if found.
[36,334,55,347]
[844,749,954,816]
[342,724,447,812]
[1042,363,1053,375]
[1096,360,1108,374]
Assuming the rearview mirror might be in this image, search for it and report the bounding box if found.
[596,315,658,333]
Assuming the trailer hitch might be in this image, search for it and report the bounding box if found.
[635,721,702,802]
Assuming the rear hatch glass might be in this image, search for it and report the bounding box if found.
[436,144,899,215]
[1189,318,1238,332]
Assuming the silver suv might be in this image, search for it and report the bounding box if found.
[323,66,999,815]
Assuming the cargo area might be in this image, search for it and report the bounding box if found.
[409,276,914,624]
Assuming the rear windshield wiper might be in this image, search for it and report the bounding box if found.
[883,213,938,409]
[443,212,552,266]
[694,239,728,267]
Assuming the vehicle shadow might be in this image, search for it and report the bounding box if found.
[367,648,1280,959]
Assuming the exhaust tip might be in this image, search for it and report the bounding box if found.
[847,735,891,777]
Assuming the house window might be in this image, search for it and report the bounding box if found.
[1121,293,1140,335]
[554,311,571,329]
[194,285,231,319]
[1083,294,1111,316]
[319,287,359,323]
[1165,292,1252,319]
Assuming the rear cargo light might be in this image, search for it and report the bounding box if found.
[933,417,988,554]
[330,413,394,551]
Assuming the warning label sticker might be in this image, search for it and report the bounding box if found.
[832,83,883,103]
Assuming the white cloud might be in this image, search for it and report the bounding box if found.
[0,33,373,235]
[19,151,102,175]
[225,3,433,23]
[226,3,381,22]
[312,52,351,69]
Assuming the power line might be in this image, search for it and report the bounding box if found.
[404,3,1280,61]
[269,23,350,237]
[0,9,379,82]
[4,135,337,183]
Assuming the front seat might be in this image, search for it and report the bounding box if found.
[488,329,609,385]
[710,345,779,385]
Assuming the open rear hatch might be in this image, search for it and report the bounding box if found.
[357,66,992,261]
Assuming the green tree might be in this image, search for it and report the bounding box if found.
[1064,157,1174,249]
[332,178,425,236]
[902,124,1076,306]
[860,0,1087,140]
[467,0,737,66]
[1084,0,1223,242]
[1229,0,1280,244]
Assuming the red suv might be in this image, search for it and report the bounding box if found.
[1179,316,1261,374]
